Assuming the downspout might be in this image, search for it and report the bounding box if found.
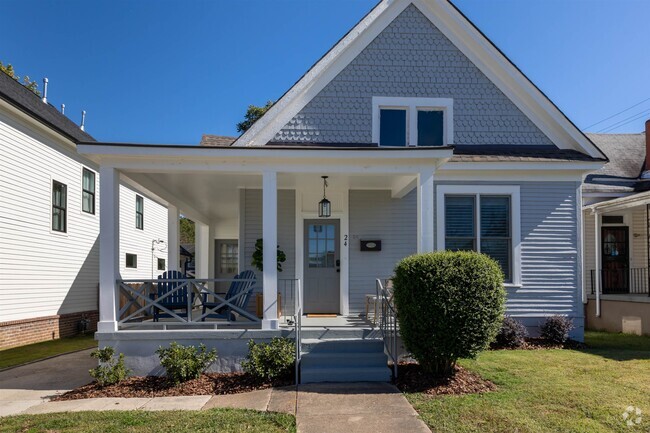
[594,212,601,317]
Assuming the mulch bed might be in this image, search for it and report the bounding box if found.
[53,373,292,401]
[395,363,496,396]
[490,338,586,351]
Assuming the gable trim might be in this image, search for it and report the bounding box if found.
[233,0,606,161]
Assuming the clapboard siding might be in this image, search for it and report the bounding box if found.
[0,108,166,322]
[118,184,168,280]
[435,181,582,329]
[241,189,296,305]
[348,190,417,314]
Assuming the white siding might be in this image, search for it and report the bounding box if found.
[0,108,167,322]
[118,184,168,280]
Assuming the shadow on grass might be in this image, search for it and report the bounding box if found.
[580,331,650,361]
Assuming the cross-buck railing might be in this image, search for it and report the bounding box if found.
[376,278,398,379]
[118,278,260,325]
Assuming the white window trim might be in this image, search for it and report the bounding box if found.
[372,96,453,147]
[436,185,521,286]
[49,176,68,237]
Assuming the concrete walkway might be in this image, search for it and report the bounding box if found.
[0,351,429,432]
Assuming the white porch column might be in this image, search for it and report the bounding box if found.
[594,212,601,317]
[417,170,435,253]
[98,166,120,333]
[167,205,180,271]
[262,171,279,329]
[195,221,210,279]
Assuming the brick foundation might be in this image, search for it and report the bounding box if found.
[0,310,98,350]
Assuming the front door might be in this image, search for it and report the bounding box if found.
[601,227,629,294]
[304,220,340,314]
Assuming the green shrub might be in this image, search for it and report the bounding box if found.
[156,342,217,385]
[493,316,528,348]
[540,315,574,344]
[393,251,506,377]
[89,346,130,386]
[241,338,295,382]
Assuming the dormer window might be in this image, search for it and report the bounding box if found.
[372,97,453,147]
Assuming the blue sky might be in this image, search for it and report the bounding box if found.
[1,0,648,144]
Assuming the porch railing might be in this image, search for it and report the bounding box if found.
[376,278,398,379]
[118,277,302,328]
[293,279,303,384]
[589,268,650,296]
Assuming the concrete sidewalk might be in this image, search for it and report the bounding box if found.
[0,351,429,432]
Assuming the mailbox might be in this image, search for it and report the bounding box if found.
[360,240,381,251]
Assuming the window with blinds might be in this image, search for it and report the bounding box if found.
[52,180,67,233]
[82,168,95,214]
[444,194,511,281]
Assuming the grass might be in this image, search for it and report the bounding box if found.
[0,408,295,433]
[407,331,650,433]
[0,334,96,369]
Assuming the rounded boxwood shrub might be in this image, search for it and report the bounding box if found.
[540,315,573,344]
[242,338,295,382]
[493,316,528,348]
[393,251,506,377]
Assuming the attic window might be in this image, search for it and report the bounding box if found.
[372,97,453,147]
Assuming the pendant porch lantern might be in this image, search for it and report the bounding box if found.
[318,176,331,218]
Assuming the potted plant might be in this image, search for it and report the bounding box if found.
[251,239,286,272]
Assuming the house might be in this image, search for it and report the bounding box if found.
[582,122,650,335]
[75,0,608,381]
[0,71,168,349]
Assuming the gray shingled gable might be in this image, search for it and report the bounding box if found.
[0,70,95,143]
[273,4,555,147]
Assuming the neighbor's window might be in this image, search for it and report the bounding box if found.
[135,195,144,230]
[82,168,95,214]
[126,253,137,268]
[373,97,452,147]
[444,195,511,281]
[157,258,166,271]
[52,180,67,233]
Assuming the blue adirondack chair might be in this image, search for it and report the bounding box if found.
[152,270,194,322]
[201,270,256,321]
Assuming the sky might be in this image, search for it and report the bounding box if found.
[1,0,649,144]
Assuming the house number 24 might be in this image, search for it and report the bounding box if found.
[344,234,348,247]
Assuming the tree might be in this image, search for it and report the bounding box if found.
[179,217,195,244]
[236,101,274,133]
[0,61,40,96]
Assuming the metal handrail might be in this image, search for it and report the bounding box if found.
[376,278,398,379]
[294,279,303,385]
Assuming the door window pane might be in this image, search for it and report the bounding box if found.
[219,242,238,274]
[379,109,407,146]
[308,224,336,268]
[417,110,444,146]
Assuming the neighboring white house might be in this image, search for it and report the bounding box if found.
[582,123,650,336]
[0,71,168,349]
[75,0,609,381]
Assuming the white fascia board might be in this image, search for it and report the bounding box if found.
[585,191,650,214]
[440,161,605,172]
[414,0,605,159]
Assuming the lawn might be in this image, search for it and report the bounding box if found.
[0,408,295,433]
[0,334,96,369]
[407,331,650,433]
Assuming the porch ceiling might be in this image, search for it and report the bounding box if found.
[125,171,416,223]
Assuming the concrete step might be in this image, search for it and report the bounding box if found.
[301,366,391,383]
[301,338,384,354]
[301,352,388,369]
